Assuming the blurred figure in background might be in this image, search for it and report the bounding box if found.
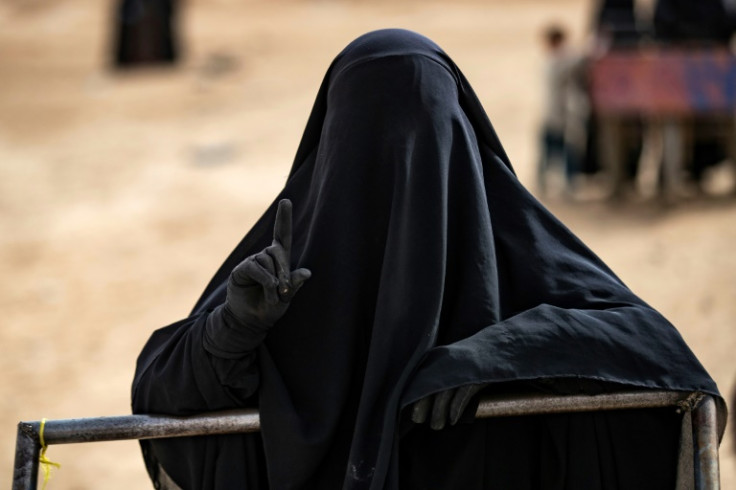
[586,0,736,201]
[652,0,736,195]
[589,0,646,199]
[114,0,180,68]
[537,24,589,198]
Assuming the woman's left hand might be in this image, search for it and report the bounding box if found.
[410,383,488,430]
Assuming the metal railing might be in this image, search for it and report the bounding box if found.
[13,391,720,489]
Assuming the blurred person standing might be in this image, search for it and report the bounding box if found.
[589,0,647,199]
[652,0,736,195]
[537,24,589,198]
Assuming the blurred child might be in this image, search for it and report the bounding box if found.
[537,24,589,198]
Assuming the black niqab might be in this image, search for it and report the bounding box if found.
[133,29,725,490]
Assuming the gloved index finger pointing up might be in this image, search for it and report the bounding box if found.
[273,199,293,253]
[272,199,293,296]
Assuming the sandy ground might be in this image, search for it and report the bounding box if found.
[0,0,734,488]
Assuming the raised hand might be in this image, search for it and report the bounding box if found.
[225,199,312,331]
[410,383,487,430]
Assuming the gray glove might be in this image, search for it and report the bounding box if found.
[204,199,311,358]
[411,383,488,430]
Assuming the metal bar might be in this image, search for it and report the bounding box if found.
[22,408,261,446]
[475,390,687,418]
[16,391,691,446]
[693,395,720,490]
[11,390,718,489]
[12,423,40,490]
[19,391,692,446]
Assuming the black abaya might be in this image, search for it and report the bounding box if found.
[132,29,725,490]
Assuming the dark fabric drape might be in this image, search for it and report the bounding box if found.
[132,29,725,490]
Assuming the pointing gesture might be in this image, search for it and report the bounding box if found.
[270,198,298,299]
[224,199,311,334]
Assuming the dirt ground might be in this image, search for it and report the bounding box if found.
[0,0,734,488]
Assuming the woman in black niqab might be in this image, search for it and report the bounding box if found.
[132,29,725,490]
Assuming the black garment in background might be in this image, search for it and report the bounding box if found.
[653,0,736,45]
[114,0,178,67]
[581,113,600,175]
[132,29,725,490]
[592,0,641,46]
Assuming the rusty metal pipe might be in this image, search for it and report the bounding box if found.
[12,390,719,490]
[474,390,686,418]
[20,408,261,446]
[16,391,688,447]
[693,395,719,490]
